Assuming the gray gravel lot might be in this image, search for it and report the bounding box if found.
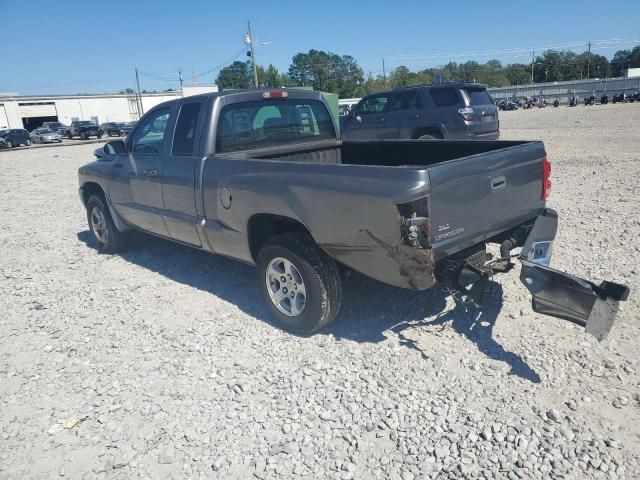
[1,103,639,479]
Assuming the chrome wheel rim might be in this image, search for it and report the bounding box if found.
[90,207,108,244]
[265,257,306,317]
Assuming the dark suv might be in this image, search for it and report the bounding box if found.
[342,83,499,140]
[67,121,102,140]
[0,129,31,147]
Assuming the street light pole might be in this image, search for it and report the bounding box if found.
[247,21,259,88]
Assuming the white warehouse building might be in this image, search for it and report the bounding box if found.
[0,86,217,131]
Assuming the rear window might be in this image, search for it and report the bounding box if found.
[463,88,494,106]
[216,99,335,153]
[429,87,459,107]
[172,102,202,156]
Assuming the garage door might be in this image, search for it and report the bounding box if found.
[18,102,57,117]
[0,104,8,129]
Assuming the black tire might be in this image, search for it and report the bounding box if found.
[67,132,73,139]
[25,139,31,146]
[80,133,87,140]
[86,194,127,254]
[6,141,12,148]
[256,232,342,334]
[418,133,437,140]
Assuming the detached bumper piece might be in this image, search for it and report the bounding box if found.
[518,208,630,341]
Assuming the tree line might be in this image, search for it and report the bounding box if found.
[215,45,640,97]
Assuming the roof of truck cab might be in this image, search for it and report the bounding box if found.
[147,88,325,110]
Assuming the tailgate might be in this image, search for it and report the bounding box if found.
[427,142,545,258]
[460,87,499,135]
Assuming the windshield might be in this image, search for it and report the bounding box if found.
[48,123,63,128]
[39,129,55,134]
[77,121,92,125]
[216,99,335,153]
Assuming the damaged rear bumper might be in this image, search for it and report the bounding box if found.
[441,208,630,341]
[518,208,629,340]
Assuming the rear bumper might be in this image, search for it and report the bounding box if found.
[468,130,500,140]
[436,208,629,341]
[518,208,629,341]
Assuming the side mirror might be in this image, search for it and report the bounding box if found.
[95,140,126,160]
[104,140,126,155]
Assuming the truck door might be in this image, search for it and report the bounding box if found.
[111,107,172,236]
[161,100,205,246]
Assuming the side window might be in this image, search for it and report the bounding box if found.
[429,88,459,107]
[131,108,171,154]
[357,95,390,114]
[172,102,202,156]
[391,91,422,111]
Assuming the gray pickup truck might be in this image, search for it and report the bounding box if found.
[78,89,628,338]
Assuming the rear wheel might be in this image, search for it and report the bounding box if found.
[418,134,437,140]
[25,139,31,146]
[256,233,342,334]
[6,141,12,148]
[86,195,127,254]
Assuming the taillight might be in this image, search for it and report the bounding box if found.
[457,107,474,121]
[542,156,552,201]
[262,90,288,99]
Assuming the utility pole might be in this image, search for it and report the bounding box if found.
[178,68,184,95]
[135,67,144,117]
[586,41,592,79]
[247,21,259,88]
[382,58,387,90]
[530,50,535,84]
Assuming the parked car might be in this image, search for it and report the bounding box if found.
[101,122,124,137]
[119,122,136,136]
[30,128,62,144]
[342,83,499,140]
[78,89,628,339]
[67,121,102,140]
[41,121,69,136]
[0,129,31,147]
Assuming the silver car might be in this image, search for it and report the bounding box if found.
[30,128,63,144]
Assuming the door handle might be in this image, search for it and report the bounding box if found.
[144,169,159,177]
[491,175,506,191]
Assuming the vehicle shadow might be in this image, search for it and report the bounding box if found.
[77,230,540,383]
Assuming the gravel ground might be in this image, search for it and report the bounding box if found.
[1,103,639,479]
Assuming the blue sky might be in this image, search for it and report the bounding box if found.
[1,0,638,94]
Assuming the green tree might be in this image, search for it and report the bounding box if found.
[287,50,364,97]
[216,61,252,89]
[610,46,640,77]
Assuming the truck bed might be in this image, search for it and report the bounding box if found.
[245,139,546,259]
[248,139,531,168]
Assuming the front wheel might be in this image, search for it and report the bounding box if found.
[25,139,31,146]
[256,233,342,334]
[86,195,127,254]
